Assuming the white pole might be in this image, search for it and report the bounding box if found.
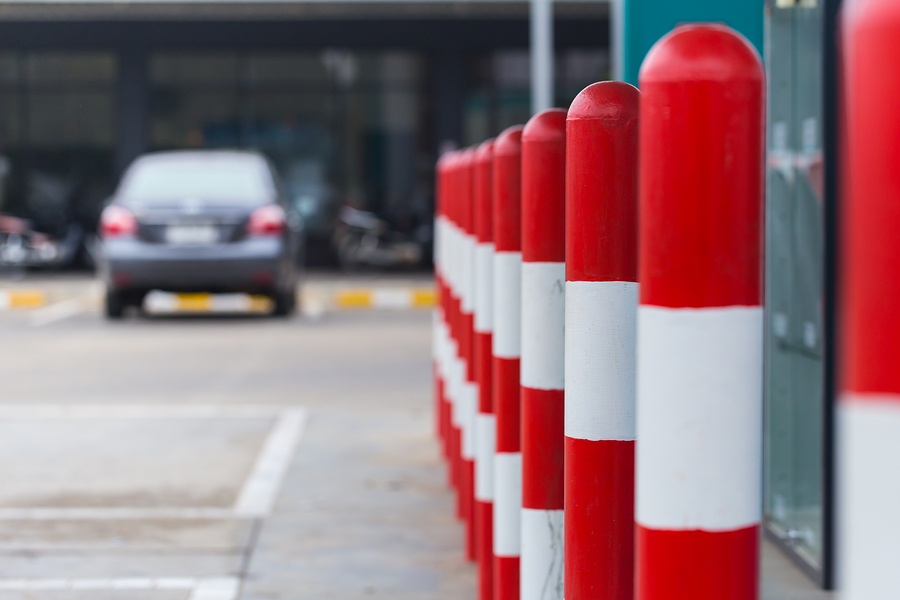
[610,0,624,81]
[530,0,553,114]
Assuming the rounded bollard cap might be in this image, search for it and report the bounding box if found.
[495,125,524,156]
[640,23,763,85]
[567,81,639,123]
[522,108,567,143]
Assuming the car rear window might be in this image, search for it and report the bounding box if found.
[118,155,274,206]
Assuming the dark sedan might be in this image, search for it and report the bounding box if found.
[99,151,303,318]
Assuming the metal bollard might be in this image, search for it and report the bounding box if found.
[474,139,497,600]
[564,81,639,600]
[840,2,900,598]
[635,24,764,600]
[520,109,567,600]
[460,147,479,562]
[492,125,525,600]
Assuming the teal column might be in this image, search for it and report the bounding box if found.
[622,0,764,86]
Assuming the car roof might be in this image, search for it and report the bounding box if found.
[130,150,270,169]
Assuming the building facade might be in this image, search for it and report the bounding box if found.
[0,2,609,259]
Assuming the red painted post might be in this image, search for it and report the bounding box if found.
[474,139,496,600]
[460,147,479,562]
[636,24,764,600]
[435,152,451,460]
[492,125,524,600]
[520,109,567,600]
[564,81,639,600]
[445,151,464,507]
[840,3,900,598]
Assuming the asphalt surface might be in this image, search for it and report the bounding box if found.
[0,273,830,600]
[0,273,471,600]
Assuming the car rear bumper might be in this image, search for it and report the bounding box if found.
[102,237,289,293]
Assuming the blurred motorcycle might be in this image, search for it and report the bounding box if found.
[333,206,426,271]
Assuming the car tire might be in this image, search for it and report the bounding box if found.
[105,289,125,319]
[272,289,295,317]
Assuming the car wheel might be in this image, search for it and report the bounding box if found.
[272,289,295,317]
[105,289,125,319]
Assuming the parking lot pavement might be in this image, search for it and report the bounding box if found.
[0,273,472,600]
[0,272,832,599]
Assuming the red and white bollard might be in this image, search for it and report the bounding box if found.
[434,151,452,462]
[520,109,567,600]
[491,125,525,600]
[460,148,479,562]
[840,3,900,598]
[474,139,496,600]
[444,151,463,505]
[635,24,764,600]
[564,81,639,600]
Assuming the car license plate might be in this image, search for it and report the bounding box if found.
[165,225,217,245]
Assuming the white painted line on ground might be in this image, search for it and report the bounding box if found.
[29,297,84,327]
[0,403,283,420]
[234,408,308,517]
[0,404,307,521]
[0,576,239,599]
[0,507,235,520]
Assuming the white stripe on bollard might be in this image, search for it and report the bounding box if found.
[494,453,523,556]
[520,508,565,600]
[475,414,496,501]
[492,252,522,360]
[635,306,762,530]
[564,280,637,441]
[520,262,565,390]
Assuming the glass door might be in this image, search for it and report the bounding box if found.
[763,0,828,583]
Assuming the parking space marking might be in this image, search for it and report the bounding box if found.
[29,298,85,327]
[234,409,307,517]
[0,404,307,521]
[0,576,240,599]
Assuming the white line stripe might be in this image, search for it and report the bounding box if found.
[461,233,476,312]
[460,382,477,460]
[372,289,414,309]
[520,508,564,600]
[0,404,285,419]
[0,577,232,592]
[521,262,565,390]
[635,305,762,531]
[839,397,900,600]
[474,242,494,333]
[565,281,637,441]
[493,251,521,359]
[189,577,240,600]
[475,413,495,501]
[29,298,84,327]
[494,452,522,556]
[233,408,307,517]
[0,507,235,520]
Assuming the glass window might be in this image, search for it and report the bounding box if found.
[764,0,826,574]
[0,52,117,243]
[149,51,431,244]
[118,153,273,206]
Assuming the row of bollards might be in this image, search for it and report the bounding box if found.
[435,23,764,600]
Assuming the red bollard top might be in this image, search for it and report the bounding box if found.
[522,109,567,263]
[474,139,495,245]
[566,81,639,283]
[493,126,524,253]
[638,24,764,309]
[459,148,476,237]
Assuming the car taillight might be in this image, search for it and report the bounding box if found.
[100,205,138,239]
[247,204,286,237]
